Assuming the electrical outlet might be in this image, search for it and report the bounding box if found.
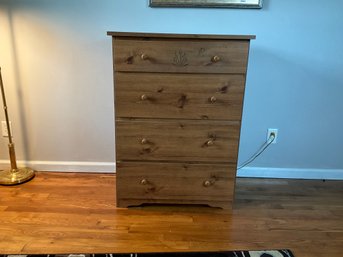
[2,121,12,137]
[267,128,278,144]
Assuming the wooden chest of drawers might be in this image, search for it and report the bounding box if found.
[108,32,255,209]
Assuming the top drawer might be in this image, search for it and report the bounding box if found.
[113,39,250,74]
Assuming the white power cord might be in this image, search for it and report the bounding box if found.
[237,133,276,170]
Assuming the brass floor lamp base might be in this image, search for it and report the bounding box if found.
[0,167,35,185]
[0,68,35,186]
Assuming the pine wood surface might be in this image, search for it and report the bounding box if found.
[113,39,250,74]
[112,33,252,208]
[0,172,342,257]
[116,119,240,163]
[107,32,256,40]
[116,162,236,208]
[115,73,246,120]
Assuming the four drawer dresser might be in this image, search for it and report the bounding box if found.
[108,32,255,209]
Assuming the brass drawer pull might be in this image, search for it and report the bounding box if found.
[140,53,149,60]
[206,140,214,146]
[141,138,148,144]
[209,96,217,103]
[140,179,148,185]
[202,139,215,148]
[211,55,221,63]
[140,94,148,101]
[203,180,213,187]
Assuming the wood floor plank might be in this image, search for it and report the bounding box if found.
[0,171,342,257]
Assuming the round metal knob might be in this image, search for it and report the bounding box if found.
[209,96,217,103]
[141,138,148,144]
[203,180,212,187]
[141,53,148,60]
[211,55,221,63]
[140,179,148,185]
[206,140,214,146]
[140,94,148,100]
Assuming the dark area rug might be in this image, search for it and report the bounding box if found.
[0,250,294,257]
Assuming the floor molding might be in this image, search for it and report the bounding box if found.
[1,160,342,179]
[237,166,343,180]
[0,160,115,173]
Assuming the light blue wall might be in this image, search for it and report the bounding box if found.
[109,1,343,172]
[0,0,342,178]
[110,0,343,178]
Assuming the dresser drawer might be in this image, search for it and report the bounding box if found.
[116,119,240,163]
[113,39,250,74]
[116,162,236,205]
[115,73,245,120]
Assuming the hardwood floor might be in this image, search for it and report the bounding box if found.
[0,172,342,257]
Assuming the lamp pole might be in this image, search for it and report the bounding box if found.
[0,67,35,185]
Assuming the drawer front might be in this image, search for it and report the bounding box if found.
[116,162,236,202]
[116,119,240,163]
[113,39,250,74]
[115,73,245,120]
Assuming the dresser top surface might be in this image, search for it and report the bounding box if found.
[107,31,255,40]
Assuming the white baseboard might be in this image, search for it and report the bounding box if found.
[0,160,115,173]
[237,166,343,180]
[1,160,342,180]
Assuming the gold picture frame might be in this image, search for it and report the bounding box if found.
[149,0,263,8]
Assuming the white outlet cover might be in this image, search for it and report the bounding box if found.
[1,121,12,137]
[267,128,278,144]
